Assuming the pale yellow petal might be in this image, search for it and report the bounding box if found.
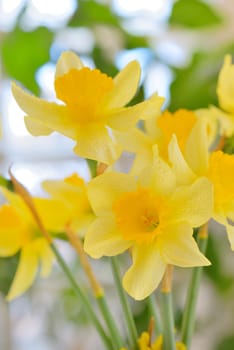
[217,55,234,113]
[55,51,84,79]
[209,105,234,137]
[168,135,196,185]
[107,94,164,131]
[185,118,209,175]
[139,145,176,196]
[169,177,213,227]
[12,82,66,121]
[34,238,54,277]
[104,60,141,109]
[87,172,136,215]
[122,244,166,300]
[84,215,131,258]
[160,222,210,267]
[24,116,53,136]
[74,124,122,164]
[7,244,38,301]
[213,214,234,250]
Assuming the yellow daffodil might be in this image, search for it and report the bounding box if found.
[84,148,212,300]
[43,173,95,236]
[12,51,164,165]
[120,332,186,350]
[168,118,234,249]
[0,187,69,300]
[117,109,205,174]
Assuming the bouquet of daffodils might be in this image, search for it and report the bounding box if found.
[1,51,234,350]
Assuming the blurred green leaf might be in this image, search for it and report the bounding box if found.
[1,26,53,94]
[216,335,234,350]
[69,0,121,28]
[169,0,223,28]
[223,135,234,155]
[92,45,118,76]
[169,44,234,111]
[0,254,19,296]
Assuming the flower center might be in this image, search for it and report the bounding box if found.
[207,150,234,212]
[55,67,114,124]
[113,188,164,243]
[157,109,197,159]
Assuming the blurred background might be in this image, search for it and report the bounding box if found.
[1,0,234,349]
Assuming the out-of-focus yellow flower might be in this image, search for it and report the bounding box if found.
[12,51,164,165]
[43,173,95,236]
[0,187,69,300]
[84,148,212,300]
[120,332,186,350]
[199,55,234,138]
[217,55,234,114]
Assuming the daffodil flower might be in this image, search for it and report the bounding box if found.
[84,148,212,300]
[12,51,164,165]
[116,109,202,174]
[168,118,234,249]
[0,187,69,300]
[43,173,95,236]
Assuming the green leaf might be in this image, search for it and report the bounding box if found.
[0,255,19,296]
[169,44,234,111]
[169,0,223,28]
[69,0,120,28]
[1,26,53,94]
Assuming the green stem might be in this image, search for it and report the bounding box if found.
[96,295,123,349]
[147,294,162,336]
[110,257,139,350]
[181,229,208,349]
[161,291,176,350]
[50,243,113,350]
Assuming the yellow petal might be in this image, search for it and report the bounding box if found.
[1,188,32,223]
[139,145,176,196]
[217,55,234,113]
[107,94,164,131]
[84,215,131,258]
[7,244,38,301]
[55,51,84,79]
[185,117,209,176]
[12,83,74,137]
[169,177,213,227]
[160,222,210,267]
[34,198,70,232]
[104,60,141,109]
[74,124,122,164]
[168,135,196,185]
[122,244,166,300]
[0,205,22,256]
[87,172,136,215]
[24,116,53,136]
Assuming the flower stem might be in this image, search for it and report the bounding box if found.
[65,226,123,349]
[86,159,97,177]
[160,265,176,350]
[96,295,124,349]
[147,294,162,336]
[181,224,208,349]
[50,243,113,350]
[110,257,139,350]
